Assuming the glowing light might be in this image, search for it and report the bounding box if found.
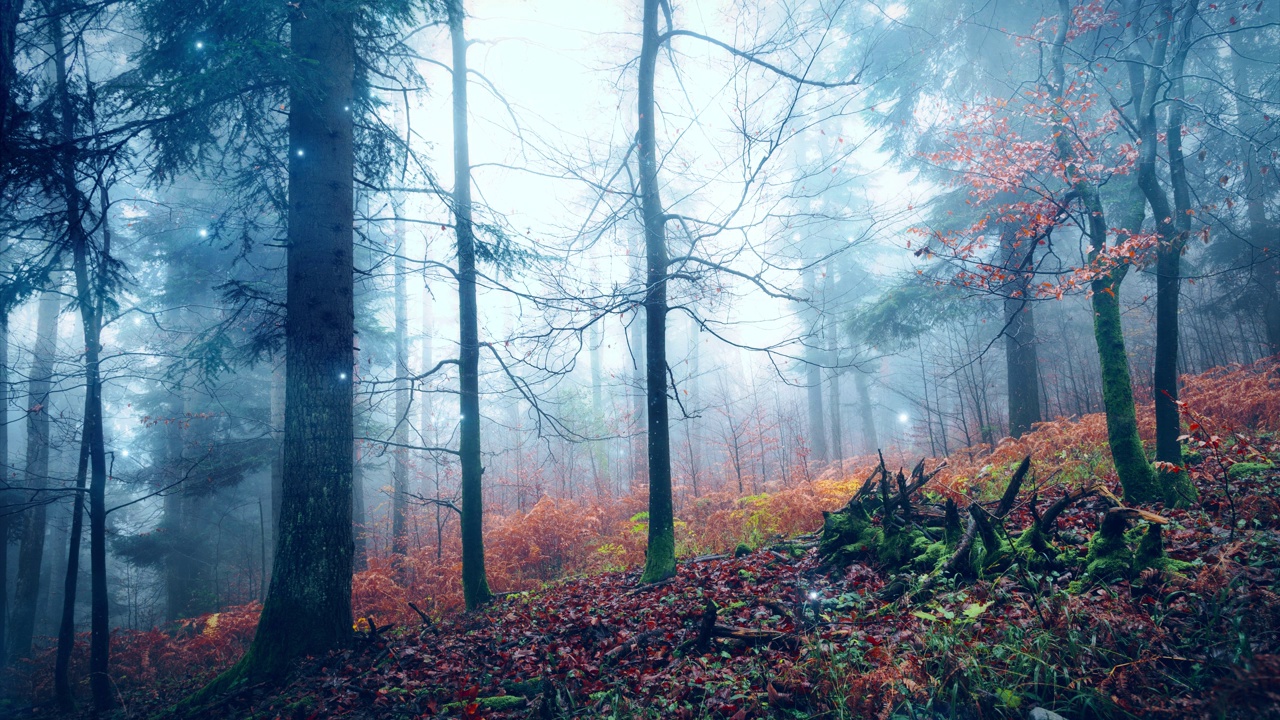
[195,41,204,49]
[339,372,347,380]
[898,412,909,423]
[343,105,350,111]
[808,591,819,600]
[198,228,208,238]
[120,449,130,457]
[296,149,305,157]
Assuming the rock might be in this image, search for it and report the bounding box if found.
[1029,708,1068,720]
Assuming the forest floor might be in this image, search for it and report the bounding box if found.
[24,465,1280,719]
[12,362,1280,719]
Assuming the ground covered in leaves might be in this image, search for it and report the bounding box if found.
[15,361,1280,719]
[38,475,1280,719]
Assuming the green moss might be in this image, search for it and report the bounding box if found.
[734,543,752,557]
[442,695,526,713]
[1085,517,1133,581]
[1160,469,1198,509]
[1092,280,1162,504]
[879,529,929,568]
[1013,525,1058,571]
[1228,462,1274,478]
[913,540,952,572]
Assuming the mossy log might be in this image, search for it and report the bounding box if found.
[1085,507,1173,581]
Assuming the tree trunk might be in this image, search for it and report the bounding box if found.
[637,0,675,584]
[352,442,366,572]
[1126,0,1196,505]
[50,2,112,706]
[802,269,827,464]
[53,417,88,710]
[391,203,409,558]
[854,364,878,455]
[9,289,59,660]
[629,295,646,491]
[449,0,491,610]
[215,0,356,685]
[1050,0,1158,504]
[999,213,1041,438]
[268,364,283,585]
[590,316,611,494]
[0,313,8,668]
[163,394,193,621]
[827,340,843,467]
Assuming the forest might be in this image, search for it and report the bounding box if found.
[0,0,1277,717]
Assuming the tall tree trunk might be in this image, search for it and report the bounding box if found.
[999,211,1041,437]
[827,327,843,467]
[1050,0,1159,504]
[211,0,356,686]
[854,363,878,455]
[163,393,193,621]
[50,2,112,706]
[449,0,491,610]
[0,313,8,668]
[590,315,611,494]
[802,270,827,464]
[637,0,675,584]
[1126,0,1197,505]
[53,419,87,710]
[391,204,409,558]
[419,272,440,549]
[352,443,366,572]
[267,364,283,585]
[9,289,58,660]
[629,303,646,491]
[684,313,699,495]
[0,0,26,172]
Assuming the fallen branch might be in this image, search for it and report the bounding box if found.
[995,455,1032,519]
[711,624,794,647]
[908,514,979,601]
[603,629,667,664]
[1037,485,1098,533]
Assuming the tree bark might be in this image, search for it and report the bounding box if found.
[49,1,112,706]
[1124,0,1197,505]
[214,0,356,685]
[999,213,1041,438]
[854,363,878,455]
[0,313,8,668]
[802,269,827,464]
[53,415,88,710]
[1050,0,1159,504]
[449,0,491,610]
[637,0,675,584]
[267,364,283,585]
[391,202,410,558]
[9,289,59,660]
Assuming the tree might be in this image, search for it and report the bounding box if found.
[227,0,356,683]
[1047,0,1161,504]
[8,288,60,660]
[1121,0,1198,504]
[448,0,493,610]
[635,0,675,584]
